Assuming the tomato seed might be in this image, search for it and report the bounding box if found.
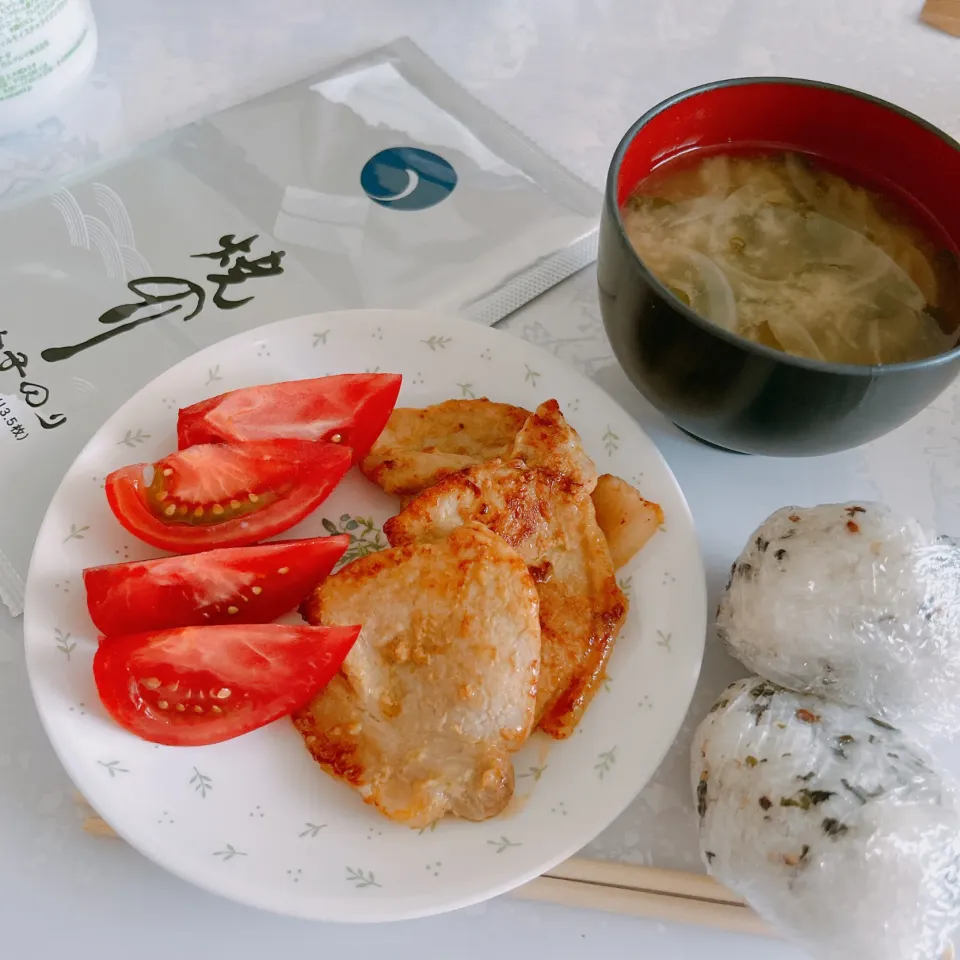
[156,700,169,710]
[214,688,232,699]
[251,586,263,595]
[193,705,204,714]
[211,705,222,714]
[227,606,239,615]
[278,567,289,575]
[162,468,173,477]
[164,504,177,516]
[248,493,259,503]
[175,704,185,712]
[177,505,188,516]
[193,506,205,518]
[230,499,241,510]
[212,504,224,516]
[142,677,161,689]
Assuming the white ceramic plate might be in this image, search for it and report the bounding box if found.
[24,310,706,922]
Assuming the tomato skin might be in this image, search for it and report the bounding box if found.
[177,373,402,463]
[93,623,361,746]
[84,536,349,636]
[104,439,351,553]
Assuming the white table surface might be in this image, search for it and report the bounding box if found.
[2,1,958,957]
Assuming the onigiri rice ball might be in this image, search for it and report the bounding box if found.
[715,502,960,735]
[693,678,960,960]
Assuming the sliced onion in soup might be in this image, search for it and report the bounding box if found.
[767,313,827,361]
[680,249,739,332]
[785,152,822,208]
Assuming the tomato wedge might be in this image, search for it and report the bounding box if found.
[177,373,402,463]
[84,536,349,636]
[93,623,360,746]
[105,439,352,553]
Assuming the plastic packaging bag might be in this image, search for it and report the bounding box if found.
[693,678,960,960]
[715,502,960,736]
[0,37,600,615]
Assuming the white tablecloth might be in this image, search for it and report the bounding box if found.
[2,2,958,958]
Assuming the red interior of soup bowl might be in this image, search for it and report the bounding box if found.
[616,80,960,255]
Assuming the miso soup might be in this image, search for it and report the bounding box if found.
[621,150,960,365]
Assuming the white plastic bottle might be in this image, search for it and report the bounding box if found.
[0,0,98,138]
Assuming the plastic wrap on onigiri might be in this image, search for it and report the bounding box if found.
[715,502,960,735]
[692,678,960,960]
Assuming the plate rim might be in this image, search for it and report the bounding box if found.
[23,307,707,922]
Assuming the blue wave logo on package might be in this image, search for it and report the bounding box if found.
[360,147,457,211]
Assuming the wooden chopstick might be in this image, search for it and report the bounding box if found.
[519,860,769,938]
[545,856,747,906]
[72,798,956,956]
[82,814,121,838]
[922,0,960,36]
[517,875,770,937]
[524,859,956,958]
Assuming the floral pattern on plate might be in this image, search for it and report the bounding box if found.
[23,309,706,922]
